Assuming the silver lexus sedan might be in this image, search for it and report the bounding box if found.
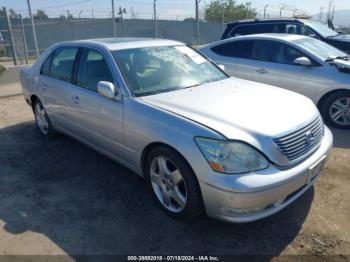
[200,34,350,129]
[20,38,333,223]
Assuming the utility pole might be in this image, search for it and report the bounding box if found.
[20,14,29,64]
[263,5,269,19]
[26,0,39,58]
[195,0,201,43]
[111,0,116,37]
[153,0,158,38]
[3,7,18,65]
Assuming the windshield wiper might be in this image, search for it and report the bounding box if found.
[325,55,349,62]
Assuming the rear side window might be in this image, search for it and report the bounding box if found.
[50,47,79,83]
[211,40,254,59]
[40,54,53,76]
[230,24,275,36]
[76,48,114,92]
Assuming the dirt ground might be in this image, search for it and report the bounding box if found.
[0,95,349,259]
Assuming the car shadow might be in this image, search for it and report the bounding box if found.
[0,121,315,257]
[330,127,350,149]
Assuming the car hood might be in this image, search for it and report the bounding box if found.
[140,77,319,140]
[332,59,350,73]
[328,34,350,43]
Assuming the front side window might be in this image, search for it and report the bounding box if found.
[112,45,227,96]
[50,47,79,83]
[77,48,114,92]
[211,40,254,59]
[253,40,305,65]
[293,37,346,61]
[283,24,314,36]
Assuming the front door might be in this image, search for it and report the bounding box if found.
[68,47,125,158]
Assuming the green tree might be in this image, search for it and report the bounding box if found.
[9,9,20,19]
[205,0,256,23]
[34,9,49,19]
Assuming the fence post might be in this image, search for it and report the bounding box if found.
[195,0,200,43]
[26,0,39,58]
[67,10,75,40]
[153,0,158,38]
[20,15,29,64]
[111,0,116,37]
[3,7,18,65]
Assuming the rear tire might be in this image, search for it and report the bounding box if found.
[32,99,57,138]
[145,146,203,219]
[320,90,350,129]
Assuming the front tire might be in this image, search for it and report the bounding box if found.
[320,90,350,129]
[145,146,203,219]
[33,100,56,138]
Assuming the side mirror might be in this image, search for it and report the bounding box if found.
[293,57,312,67]
[218,64,225,71]
[97,81,120,100]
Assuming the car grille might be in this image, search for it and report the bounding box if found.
[274,116,324,162]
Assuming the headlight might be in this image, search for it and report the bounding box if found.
[194,137,269,174]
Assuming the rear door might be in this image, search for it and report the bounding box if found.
[37,46,80,131]
[208,40,257,80]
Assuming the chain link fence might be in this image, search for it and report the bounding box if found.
[0,1,314,66]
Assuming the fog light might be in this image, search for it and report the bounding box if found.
[221,206,265,216]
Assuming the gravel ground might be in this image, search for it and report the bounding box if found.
[0,95,349,259]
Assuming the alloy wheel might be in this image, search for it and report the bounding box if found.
[150,156,188,213]
[34,102,49,135]
[329,97,350,126]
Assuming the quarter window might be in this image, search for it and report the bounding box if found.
[76,48,114,92]
[50,47,79,83]
[40,53,53,76]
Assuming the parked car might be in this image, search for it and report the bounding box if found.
[222,18,350,54]
[20,38,333,223]
[200,34,350,129]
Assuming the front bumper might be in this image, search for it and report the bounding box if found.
[199,126,333,223]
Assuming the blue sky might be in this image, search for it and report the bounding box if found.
[1,0,349,19]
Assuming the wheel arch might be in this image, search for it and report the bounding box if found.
[30,95,40,110]
[317,88,350,110]
[141,142,193,176]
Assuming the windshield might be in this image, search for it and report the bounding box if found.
[303,20,338,38]
[293,37,346,61]
[112,45,227,96]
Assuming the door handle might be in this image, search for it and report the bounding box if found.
[72,95,80,104]
[42,84,47,90]
[257,68,269,74]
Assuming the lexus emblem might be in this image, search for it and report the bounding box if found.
[306,131,316,144]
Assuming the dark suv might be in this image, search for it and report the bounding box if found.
[222,18,350,53]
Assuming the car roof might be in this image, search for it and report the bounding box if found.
[225,18,310,26]
[239,33,307,41]
[203,33,308,48]
[56,37,184,51]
